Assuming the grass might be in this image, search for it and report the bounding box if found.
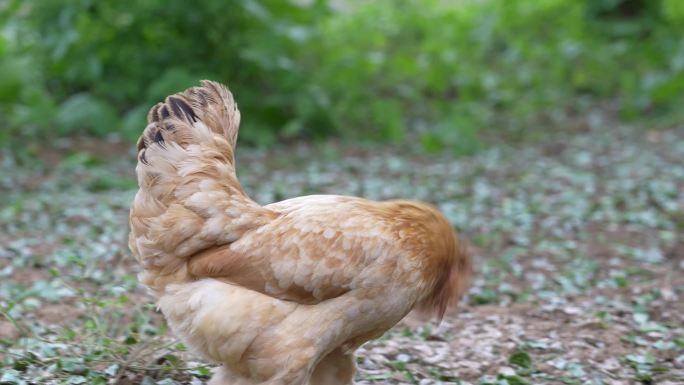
[0,115,683,384]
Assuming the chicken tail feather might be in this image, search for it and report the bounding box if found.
[129,80,271,292]
[417,237,472,321]
[137,80,241,166]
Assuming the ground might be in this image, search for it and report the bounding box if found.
[0,121,683,384]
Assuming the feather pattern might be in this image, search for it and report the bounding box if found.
[129,81,471,385]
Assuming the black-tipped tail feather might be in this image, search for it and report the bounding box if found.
[136,80,241,167]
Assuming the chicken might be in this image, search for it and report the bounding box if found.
[129,80,471,385]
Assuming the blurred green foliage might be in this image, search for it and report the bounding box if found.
[1,0,683,152]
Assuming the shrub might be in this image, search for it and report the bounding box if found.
[0,0,329,145]
[306,0,684,151]
[1,0,683,153]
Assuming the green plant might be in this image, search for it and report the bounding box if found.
[1,0,683,154]
[1,0,330,145]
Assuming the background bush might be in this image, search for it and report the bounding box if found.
[1,0,683,152]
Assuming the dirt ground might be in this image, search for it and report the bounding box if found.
[1,123,683,384]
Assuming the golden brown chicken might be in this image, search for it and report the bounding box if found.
[129,80,471,385]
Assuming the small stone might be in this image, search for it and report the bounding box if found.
[498,366,516,376]
[0,320,20,340]
[563,306,582,315]
[599,358,620,371]
[396,353,411,363]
